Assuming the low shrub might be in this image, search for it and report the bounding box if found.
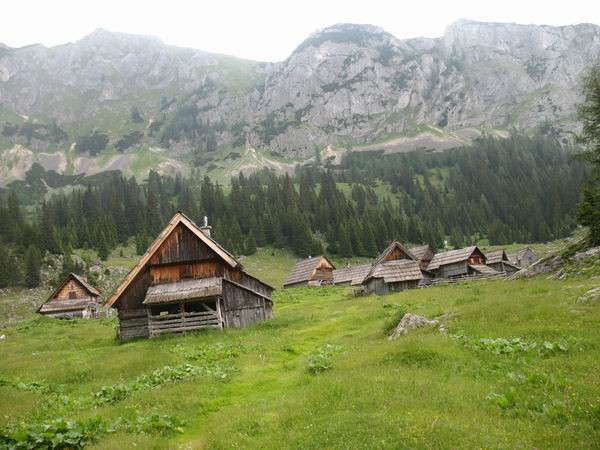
[308,344,343,375]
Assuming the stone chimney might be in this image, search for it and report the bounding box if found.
[200,215,212,238]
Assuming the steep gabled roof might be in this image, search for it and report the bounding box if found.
[485,250,509,265]
[38,273,101,313]
[363,259,423,284]
[283,256,335,287]
[409,245,434,261]
[427,246,485,271]
[362,241,416,283]
[333,263,372,285]
[107,212,240,307]
[47,273,100,301]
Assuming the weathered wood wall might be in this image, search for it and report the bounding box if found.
[222,280,272,328]
[117,309,149,340]
[53,280,91,300]
[438,261,469,278]
[150,260,222,285]
[150,224,216,265]
[386,247,412,262]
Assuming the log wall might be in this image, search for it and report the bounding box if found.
[222,280,272,328]
[53,280,90,300]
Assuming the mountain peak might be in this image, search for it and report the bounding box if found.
[293,23,395,54]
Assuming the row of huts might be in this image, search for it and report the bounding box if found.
[283,242,530,295]
[36,209,536,341]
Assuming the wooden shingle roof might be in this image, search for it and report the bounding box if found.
[365,259,424,284]
[485,250,508,265]
[333,263,372,285]
[363,241,416,282]
[283,256,335,287]
[409,245,432,261]
[469,264,499,275]
[45,273,100,303]
[144,278,223,305]
[107,212,241,307]
[427,246,485,271]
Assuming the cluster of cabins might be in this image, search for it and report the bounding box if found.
[284,242,531,295]
[36,209,536,341]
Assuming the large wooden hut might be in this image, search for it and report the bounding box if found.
[332,263,372,286]
[361,241,431,294]
[283,256,335,289]
[106,212,273,340]
[38,273,101,319]
[427,246,489,279]
[486,250,520,274]
[409,245,435,270]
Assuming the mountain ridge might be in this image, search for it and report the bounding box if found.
[1,19,599,184]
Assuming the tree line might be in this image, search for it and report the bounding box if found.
[0,134,587,289]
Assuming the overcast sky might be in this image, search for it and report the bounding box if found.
[2,0,599,61]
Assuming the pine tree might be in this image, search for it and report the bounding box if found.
[97,232,110,261]
[0,244,11,288]
[338,226,353,258]
[244,234,258,255]
[135,233,149,255]
[24,246,42,288]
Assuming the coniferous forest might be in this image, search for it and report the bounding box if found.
[0,135,587,289]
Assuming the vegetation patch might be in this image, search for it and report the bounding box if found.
[308,344,344,375]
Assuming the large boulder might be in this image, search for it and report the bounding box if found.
[388,313,444,340]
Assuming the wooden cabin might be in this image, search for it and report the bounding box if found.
[361,241,431,295]
[508,247,536,268]
[409,245,435,270]
[38,273,101,319]
[106,212,273,340]
[332,263,372,286]
[283,256,335,288]
[427,246,489,279]
[486,250,521,274]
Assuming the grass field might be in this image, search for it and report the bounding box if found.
[1,261,599,448]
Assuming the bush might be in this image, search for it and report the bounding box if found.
[308,344,343,375]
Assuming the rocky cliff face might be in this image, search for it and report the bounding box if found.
[1,20,599,182]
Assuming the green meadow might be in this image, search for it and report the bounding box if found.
[1,261,599,448]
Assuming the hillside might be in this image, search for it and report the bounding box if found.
[1,20,599,183]
[1,257,599,447]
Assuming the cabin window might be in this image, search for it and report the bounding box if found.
[69,290,77,299]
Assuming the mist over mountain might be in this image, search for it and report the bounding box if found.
[1,19,599,183]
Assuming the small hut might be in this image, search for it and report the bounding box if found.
[427,246,488,279]
[332,263,372,286]
[38,273,101,319]
[486,250,520,274]
[283,256,335,289]
[362,259,427,295]
[508,247,536,268]
[360,241,432,294]
[409,245,435,270]
[106,212,273,340]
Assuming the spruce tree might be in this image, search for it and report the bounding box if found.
[24,246,42,288]
[97,232,110,261]
[244,234,258,256]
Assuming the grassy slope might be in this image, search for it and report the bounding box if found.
[0,251,599,447]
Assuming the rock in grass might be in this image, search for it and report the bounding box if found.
[388,314,442,340]
[577,286,600,304]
